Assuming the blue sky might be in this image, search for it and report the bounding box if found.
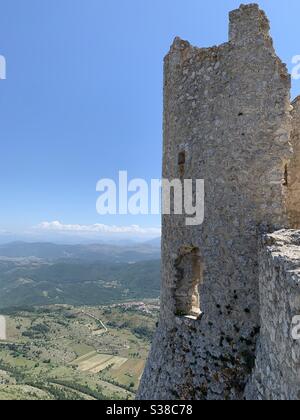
[0,0,299,241]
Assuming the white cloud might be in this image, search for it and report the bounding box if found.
[0,229,11,235]
[36,221,161,237]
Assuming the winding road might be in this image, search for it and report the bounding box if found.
[81,311,108,333]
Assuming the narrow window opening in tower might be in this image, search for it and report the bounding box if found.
[174,246,203,320]
[178,151,186,178]
[283,164,288,187]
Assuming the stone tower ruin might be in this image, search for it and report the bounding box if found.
[138,4,300,400]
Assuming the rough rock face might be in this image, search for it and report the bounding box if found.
[138,4,300,400]
[245,230,300,400]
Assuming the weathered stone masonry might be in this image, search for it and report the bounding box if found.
[246,230,300,400]
[138,4,300,400]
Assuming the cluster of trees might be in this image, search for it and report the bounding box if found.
[0,359,26,383]
[133,326,153,341]
[98,375,135,393]
[25,381,85,401]
[49,380,107,400]
[22,323,50,339]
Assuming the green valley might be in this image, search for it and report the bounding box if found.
[0,302,158,400]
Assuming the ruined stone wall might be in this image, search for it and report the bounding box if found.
[287,98,300,228]
[246,231,300,400]
[138,4,294,400]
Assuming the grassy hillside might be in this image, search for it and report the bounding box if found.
[0,259,161,309]
[0,303,158,400]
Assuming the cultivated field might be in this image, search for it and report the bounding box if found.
[0,302,158,400]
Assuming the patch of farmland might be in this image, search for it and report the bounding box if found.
[111,359,146,385]
[71,351,97,364]
[75,353,127,374]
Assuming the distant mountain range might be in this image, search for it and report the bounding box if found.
[143,237,161,248]
[0,241,161,310]
[0,240,161,263]
[0,232,161,247]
